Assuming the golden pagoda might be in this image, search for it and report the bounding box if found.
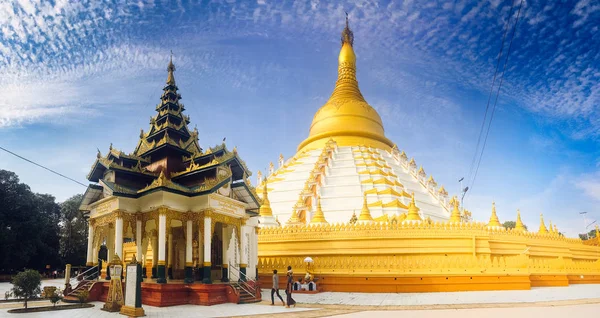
[256,17,600,294]
[448,197,462,223]
[487,202,502,228]
[514,209,526,232]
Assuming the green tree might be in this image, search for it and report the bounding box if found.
[579,229,597,240]
[502,221,527,231]
[59,194,87,266]
[0,170,61,271]
[11,269,42,308]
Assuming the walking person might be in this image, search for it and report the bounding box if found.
[285,266,296,308]
[271,269,285,306]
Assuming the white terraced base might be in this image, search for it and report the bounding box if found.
[261,144,452,224]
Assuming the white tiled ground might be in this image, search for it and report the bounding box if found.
[336,303,600,318]
[0,301,314,317]
[0,279,65,299]
[262,284,600,306]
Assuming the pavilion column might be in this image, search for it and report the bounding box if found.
[202,215,212,284]
[157,211,167,283]
[136,219,142,263]
[151,231,158,278]
[240,224,248,282]
[197,223,203,281]
[115,216,124,260]
[221,225,229,282]
[184,219,193,283]
[86,223,94,266]
[167,228,173,279]
[106,225,114,280]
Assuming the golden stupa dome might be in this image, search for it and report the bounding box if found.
[297,17,394,152]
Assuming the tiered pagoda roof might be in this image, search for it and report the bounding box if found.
[81,57,260,212]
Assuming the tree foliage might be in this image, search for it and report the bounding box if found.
[502,220,528,231]
[0,170,61,271]
[11,269,42,309]
[59,194,87,266]
[579,229,597,240]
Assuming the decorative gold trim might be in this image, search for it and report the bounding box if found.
[203,262,211,267]
[158,261,166,266]
[239,263,247,268]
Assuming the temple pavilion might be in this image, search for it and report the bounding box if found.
[78,57,262,306]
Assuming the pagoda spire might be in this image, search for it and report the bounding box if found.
[358,194,374,222]
[167,50,176,85]
[514,209,526,232]
[330,13,365,103]
[538,213,548,234]
[286,207,302,226]
[448,197,461,223]
[405,193,422,222]
[548,220,555,234]
[259,180,273,217]
[487,202,502,228]
[310,196,328,225]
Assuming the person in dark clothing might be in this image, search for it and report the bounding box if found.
[285,265,296,308]
[271,269,285,306]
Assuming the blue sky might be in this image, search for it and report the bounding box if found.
[1,0,599,237]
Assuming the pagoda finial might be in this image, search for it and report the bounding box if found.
[341,11,354,46]
[259,180,272,217]
[405,193,422,222]
[310,196,328,225]
[538,213,548,234]
[166,52,176,85]
[358,193,374,222]
[448,197,461,223]
[548,220,554,234]
[595,225,599,240]
[487,202,502,228]
[514,209,526,232]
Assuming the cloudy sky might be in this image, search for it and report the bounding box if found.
[1,0,599,237]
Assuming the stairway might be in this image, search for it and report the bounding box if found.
[231,282,261,304]
[62,280,95,303]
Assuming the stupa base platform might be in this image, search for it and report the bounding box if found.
[89,280,242,307]
[258,274,600,293]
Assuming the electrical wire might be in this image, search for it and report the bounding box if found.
[466,0,517,185]
[0,146,88,188]
[469,0,525,195]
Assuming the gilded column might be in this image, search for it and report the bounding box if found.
[157,210,167,283]
[240,224,248,282]
[115,216,124,260]
[167,228,173,280]
[106,224,114,280]
[221,225,229,282]
[86,222,94,267]
[184,218,193,283]
[202,214,212,284]
[197,222,203,281]
[151,230,158,278]
[136,219,142,264]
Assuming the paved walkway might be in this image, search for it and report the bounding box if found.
[263,284,600,306]
[334,303,600,318]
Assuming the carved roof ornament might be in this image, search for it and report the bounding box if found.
[438,185,448,195]
[349,211,358,224]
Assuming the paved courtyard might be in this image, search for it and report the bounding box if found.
[1,280,600,317]
[261,283,600,306]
